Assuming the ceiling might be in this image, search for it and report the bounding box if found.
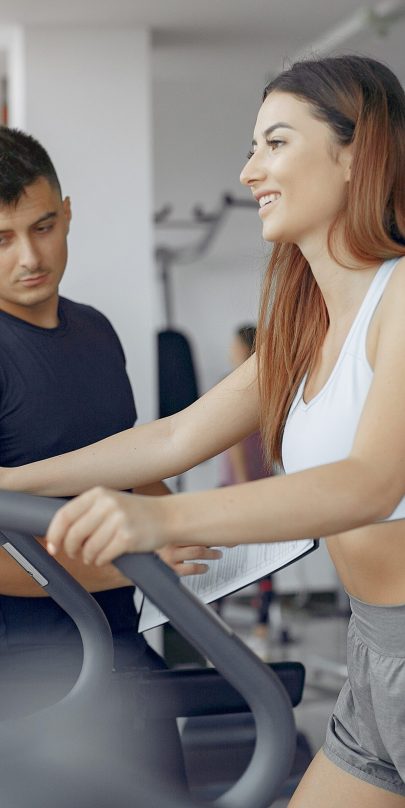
[0,0,403,91]
[0,0,401,45]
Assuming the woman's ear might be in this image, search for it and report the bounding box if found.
[341,145,353,183]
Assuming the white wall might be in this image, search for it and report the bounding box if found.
[153,49,273,391]
[7,24,159,422]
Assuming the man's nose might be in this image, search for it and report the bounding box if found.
[19,239,41,272]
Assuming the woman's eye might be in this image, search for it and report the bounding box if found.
[267,139,285,150]
[246,139,285,159]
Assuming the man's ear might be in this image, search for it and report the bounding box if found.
[62,196,72,231]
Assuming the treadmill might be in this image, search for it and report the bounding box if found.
[0,490,307,807]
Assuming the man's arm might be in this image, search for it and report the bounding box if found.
[0,482,173,596]
[0,537,130,597]
[0,482,171,595]
[0,480,221,595]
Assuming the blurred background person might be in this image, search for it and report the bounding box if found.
[218,324,274,651]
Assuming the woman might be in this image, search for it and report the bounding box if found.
[3,55,405,805]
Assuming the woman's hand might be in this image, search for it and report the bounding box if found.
[157,544,222,576]
[46,487,172,565]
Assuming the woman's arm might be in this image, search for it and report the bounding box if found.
[1,355,259,496]
[133,481,222,576]
[46,259,405,563]
[45,456,387,563]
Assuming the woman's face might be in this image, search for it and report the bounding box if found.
[240,91,352,250]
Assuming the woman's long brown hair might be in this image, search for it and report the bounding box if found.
[256,55,405,465]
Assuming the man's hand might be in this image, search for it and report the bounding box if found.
[157,544,222,576]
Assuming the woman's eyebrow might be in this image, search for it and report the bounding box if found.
[252,122,295,146]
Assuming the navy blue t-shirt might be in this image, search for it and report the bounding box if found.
[0,297,145,650]
[0,297,136,466]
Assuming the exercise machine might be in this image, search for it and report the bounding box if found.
[0,490,306,807]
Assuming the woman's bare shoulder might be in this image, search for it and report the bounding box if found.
[372,255,405,329]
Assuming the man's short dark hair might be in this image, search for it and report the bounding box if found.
[0,127,61,206]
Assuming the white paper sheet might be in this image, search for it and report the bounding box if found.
[138,538,316,632]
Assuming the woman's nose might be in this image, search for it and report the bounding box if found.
[240,150,265,187]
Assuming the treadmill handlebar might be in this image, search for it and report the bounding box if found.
[0,528,114,709]
[0,489,296,808]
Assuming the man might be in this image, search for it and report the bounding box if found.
[0,127,216,784]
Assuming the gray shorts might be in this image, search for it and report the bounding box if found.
[323,594,405,796]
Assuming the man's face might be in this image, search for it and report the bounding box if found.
[0,177,71,321]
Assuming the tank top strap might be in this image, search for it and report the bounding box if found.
[288,257,402,414]
[344,257,402,356]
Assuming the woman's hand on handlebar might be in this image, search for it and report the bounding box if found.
[46,486,174,565]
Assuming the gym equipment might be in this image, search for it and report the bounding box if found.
[0,490,302,807]
[158,329,199,418]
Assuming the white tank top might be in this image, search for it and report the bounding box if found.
[282,257,405,522]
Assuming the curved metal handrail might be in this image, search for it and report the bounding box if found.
[0,528,113,712]
[0,490,296,807]
[115,552,296,808]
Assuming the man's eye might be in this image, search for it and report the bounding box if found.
[36,225,53,233]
